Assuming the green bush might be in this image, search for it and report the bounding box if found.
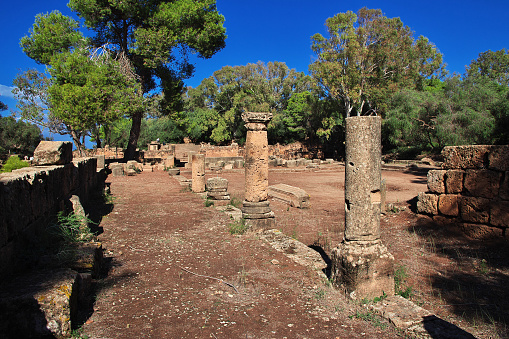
[0,155,30,173]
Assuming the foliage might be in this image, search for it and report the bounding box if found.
[16,10,142,155]
[394,264,413,299]
[0,100,7,111]
[466,48,509,86]
[383,73,508,154]
[53,211,95,243]
[184,61,314,144]
[0,116,43,157]
[310,7,445,118]
[228,218,249,235]
[68,0,227,159]
[0,155,31,173]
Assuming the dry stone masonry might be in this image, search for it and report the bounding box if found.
[330,116,394,299]
[417,145,509,238]
[241,112,275,229]
[206,177,230,205]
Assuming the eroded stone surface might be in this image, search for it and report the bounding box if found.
[464,170,501,199]
[417,192,439,215]
[427,170,446,194]
[331,240,394,300]
[438,194,459,217]
[192,154,205,193]
[33,141,73,166]
[268,183,310,208]
[442,145,492,169]
[445,170,464,194]
[459,196,490,224]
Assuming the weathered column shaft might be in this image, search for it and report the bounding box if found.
[331,116,394,300]
[192,154,205,193]
[241,112,275,229]
[244,130,269,202]
[344,116,382,241]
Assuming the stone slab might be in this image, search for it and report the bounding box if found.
[268,183,310,208]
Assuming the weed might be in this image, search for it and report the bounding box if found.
[237,265,249,286]
[103,189,115,204]
[71,327,89,339]
[475,259,489,275]
[229,196,242,208]
[394,264,413,299]
[180,185,192,193]
[349,310,387,329]
[314,288,326,300]
[228,218,249,235]
[52,211,95,243]
[204,198,214,207]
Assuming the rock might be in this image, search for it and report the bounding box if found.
[33,141,73,166]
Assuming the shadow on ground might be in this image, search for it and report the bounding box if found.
[408,217,509,337]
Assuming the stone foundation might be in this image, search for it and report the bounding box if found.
[331,240,395,299]
[417,145,509,239]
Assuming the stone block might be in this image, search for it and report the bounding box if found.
[490,200,509,227]
[167,168,180,176]
[427,170,446,194]
[268,159,277,167]
[206,177,228,191]
[464,170,501,199]
[445,170,464,194]
[192,154,205,193]
[224,163,233,170]
[110,163,124,177]
[442,145,491,169]
[296,158,306,167]
[164,156,175,169]
[416,192,438,215]
[285,160,297,168]
[459,196,490,224]
[95,155,105,169]
[312,159,321,164]
[268,183,310,208]
[331,240,394,300]
[233,159,244,169]
[438,194,459,217]
[500,172,509,200]
[459,223,503,239]
[33,141,73,166]
[488,145,509,171]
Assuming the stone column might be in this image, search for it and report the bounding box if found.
[192,154,205,193]
[331,116,394,299]
[241,112,275,229]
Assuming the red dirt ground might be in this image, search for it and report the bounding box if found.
[81,164,509,338]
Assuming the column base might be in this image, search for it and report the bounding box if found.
[331,240,394,300]
[242,201,275,230]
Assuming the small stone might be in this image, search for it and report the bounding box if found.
[271,259,280,265]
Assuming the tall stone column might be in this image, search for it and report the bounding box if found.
[331,116,394,299]
[241,112,275,229]
[192,154,205,193]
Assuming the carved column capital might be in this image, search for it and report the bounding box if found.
[242,112,273,131]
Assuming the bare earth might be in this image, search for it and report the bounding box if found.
[82,164,509,338]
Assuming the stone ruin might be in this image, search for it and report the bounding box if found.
[240,112,275,230]
[330,116,394,299]
[206,177,231,205]
[417,145,509,238]
[0,141,105,337]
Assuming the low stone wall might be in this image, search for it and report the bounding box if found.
[417,145,509,238]
[0,157,104,275]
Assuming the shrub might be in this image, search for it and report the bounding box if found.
[0,155,30,173]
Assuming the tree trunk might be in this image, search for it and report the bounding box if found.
[71,129,84,157]
[124,111,142,160]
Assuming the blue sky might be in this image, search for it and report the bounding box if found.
[1,0,508,141]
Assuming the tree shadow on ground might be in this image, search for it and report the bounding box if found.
[408,216,509,337]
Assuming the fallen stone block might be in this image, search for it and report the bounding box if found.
[33,141,73,166]
[268,183,310,208]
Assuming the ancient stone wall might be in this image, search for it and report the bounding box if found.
[417,145,509,238]
[0,157,104,275]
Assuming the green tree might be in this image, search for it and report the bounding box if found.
[309,7,445,118]
[466,49,509,86]
[15,11,142,155]
[0,116,43,157]
[0,101,7,111]
[68,0,227,159]
[185,61,314,144]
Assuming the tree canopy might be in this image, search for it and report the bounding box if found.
[68,0,227,159]
[0,116,43,157]
[309,7,445,118]
[15,10,142,154]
